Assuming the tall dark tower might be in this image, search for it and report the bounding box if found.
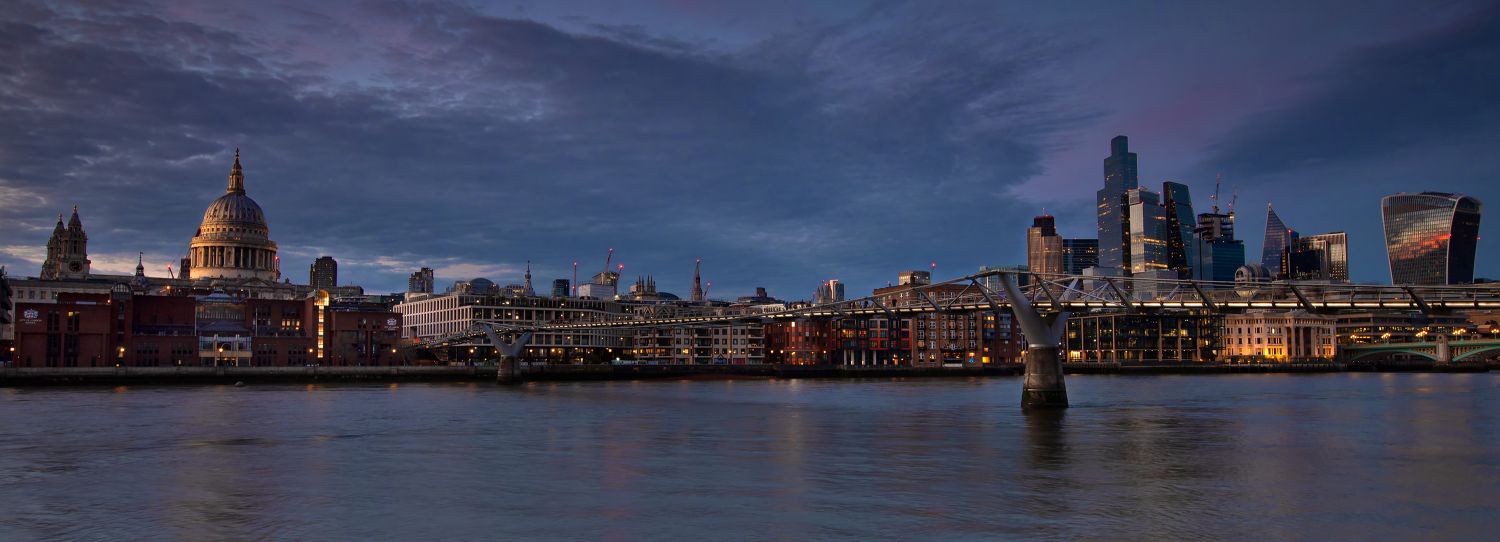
[40,205,91,280]
[1162,182,1197,279]
[1096,136,1139,271]
[309,256,338,289]
[691,258,704,302]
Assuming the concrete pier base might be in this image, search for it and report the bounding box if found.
[1021,346,1068,409]
[480,327,532,385]
[496,357,521,384]
[998,273,1070,409]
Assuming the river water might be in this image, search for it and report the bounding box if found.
[1,374,1498,540]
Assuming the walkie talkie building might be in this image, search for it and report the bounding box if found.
[1381,192,1483,285]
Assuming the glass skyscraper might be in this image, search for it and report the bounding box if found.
[1261,204,1296,278]
[1096,136,1138,271]
[1382,192,1483,285]
[1289,232,1349,282]
[1127,188,1169,274]
[1062,238,1099,275]
[1162,181,1198,279]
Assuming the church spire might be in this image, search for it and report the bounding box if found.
[135,252,145,276]
[691,258,704,302]
[523,261,534,296]
[67,205,82,231]
[228,148,245,194]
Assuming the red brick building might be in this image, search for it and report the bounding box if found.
[322,305,404,366]
[11,290,403,367]
[12,293,118,367]
[766,319,839,365]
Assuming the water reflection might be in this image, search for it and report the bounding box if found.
[0,375,1497,539]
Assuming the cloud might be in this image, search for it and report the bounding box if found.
[0,0,1086,297]
[3,0,1492,294]
[1196,3,1500,281]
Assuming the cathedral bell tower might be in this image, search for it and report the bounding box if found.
[40,205,91,280]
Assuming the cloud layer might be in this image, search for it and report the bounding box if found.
[1,0,1496,296]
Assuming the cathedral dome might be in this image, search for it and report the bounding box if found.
[201,192,267,230]
[188,150,280,282]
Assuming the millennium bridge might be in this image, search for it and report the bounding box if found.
[419,269,1500,409]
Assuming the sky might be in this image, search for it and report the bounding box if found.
[1,0,1497,299]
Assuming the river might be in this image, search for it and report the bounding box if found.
[2,374,1497,540]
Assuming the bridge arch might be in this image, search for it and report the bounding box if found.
[1453,345,1500,362]
[1344,348,1439,362]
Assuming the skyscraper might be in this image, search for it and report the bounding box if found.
[1261,204,1296,278]
[814,279,845,304]
[309,256,338,289]
[1061,239,1099,275]
[1096,135,1139,271]
[551,279,570,298]
[1027,215,1064,275]
[1127,188,1169,274]
[1382,192,1483,285]
[898,270,931,286]
[1289,232,1349,282]
[1162,181,1198,279]
[408,267,435,294]
[1193,210,1245,283]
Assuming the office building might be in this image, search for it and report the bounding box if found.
[1064,311,1222,363]
[1027,215,1064,275]
[1193,207,1244,283]
[1096,135,1139,270]
[1289,232,1349,282]
[408,267,435,294]
[1221,311,1337,361]
[1127,188,1169,274]
[898,270,931,286]
[1162,181,1197,279]
[1261,204,1296,278]
[1061,239,1099,275]
[814,279,845,304]
[551,279,570,298]
[1382,192,1483,285]
[309,256,337,289]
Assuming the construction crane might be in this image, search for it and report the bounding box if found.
[1210,173,1223,214]
[602,248,614,276]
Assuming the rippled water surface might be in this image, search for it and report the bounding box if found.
[2,374,1499,540]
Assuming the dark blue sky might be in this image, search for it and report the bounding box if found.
[1,0,1496,298]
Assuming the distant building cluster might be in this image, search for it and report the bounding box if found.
[1018,134,1490,362]
[1076,134,1481,286]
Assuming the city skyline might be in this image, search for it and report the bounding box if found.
[1,1,1498,298]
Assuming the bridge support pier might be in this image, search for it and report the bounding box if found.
[1436,335,1452,365]
[1000,274,1070,409]
[481,325,532,384]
